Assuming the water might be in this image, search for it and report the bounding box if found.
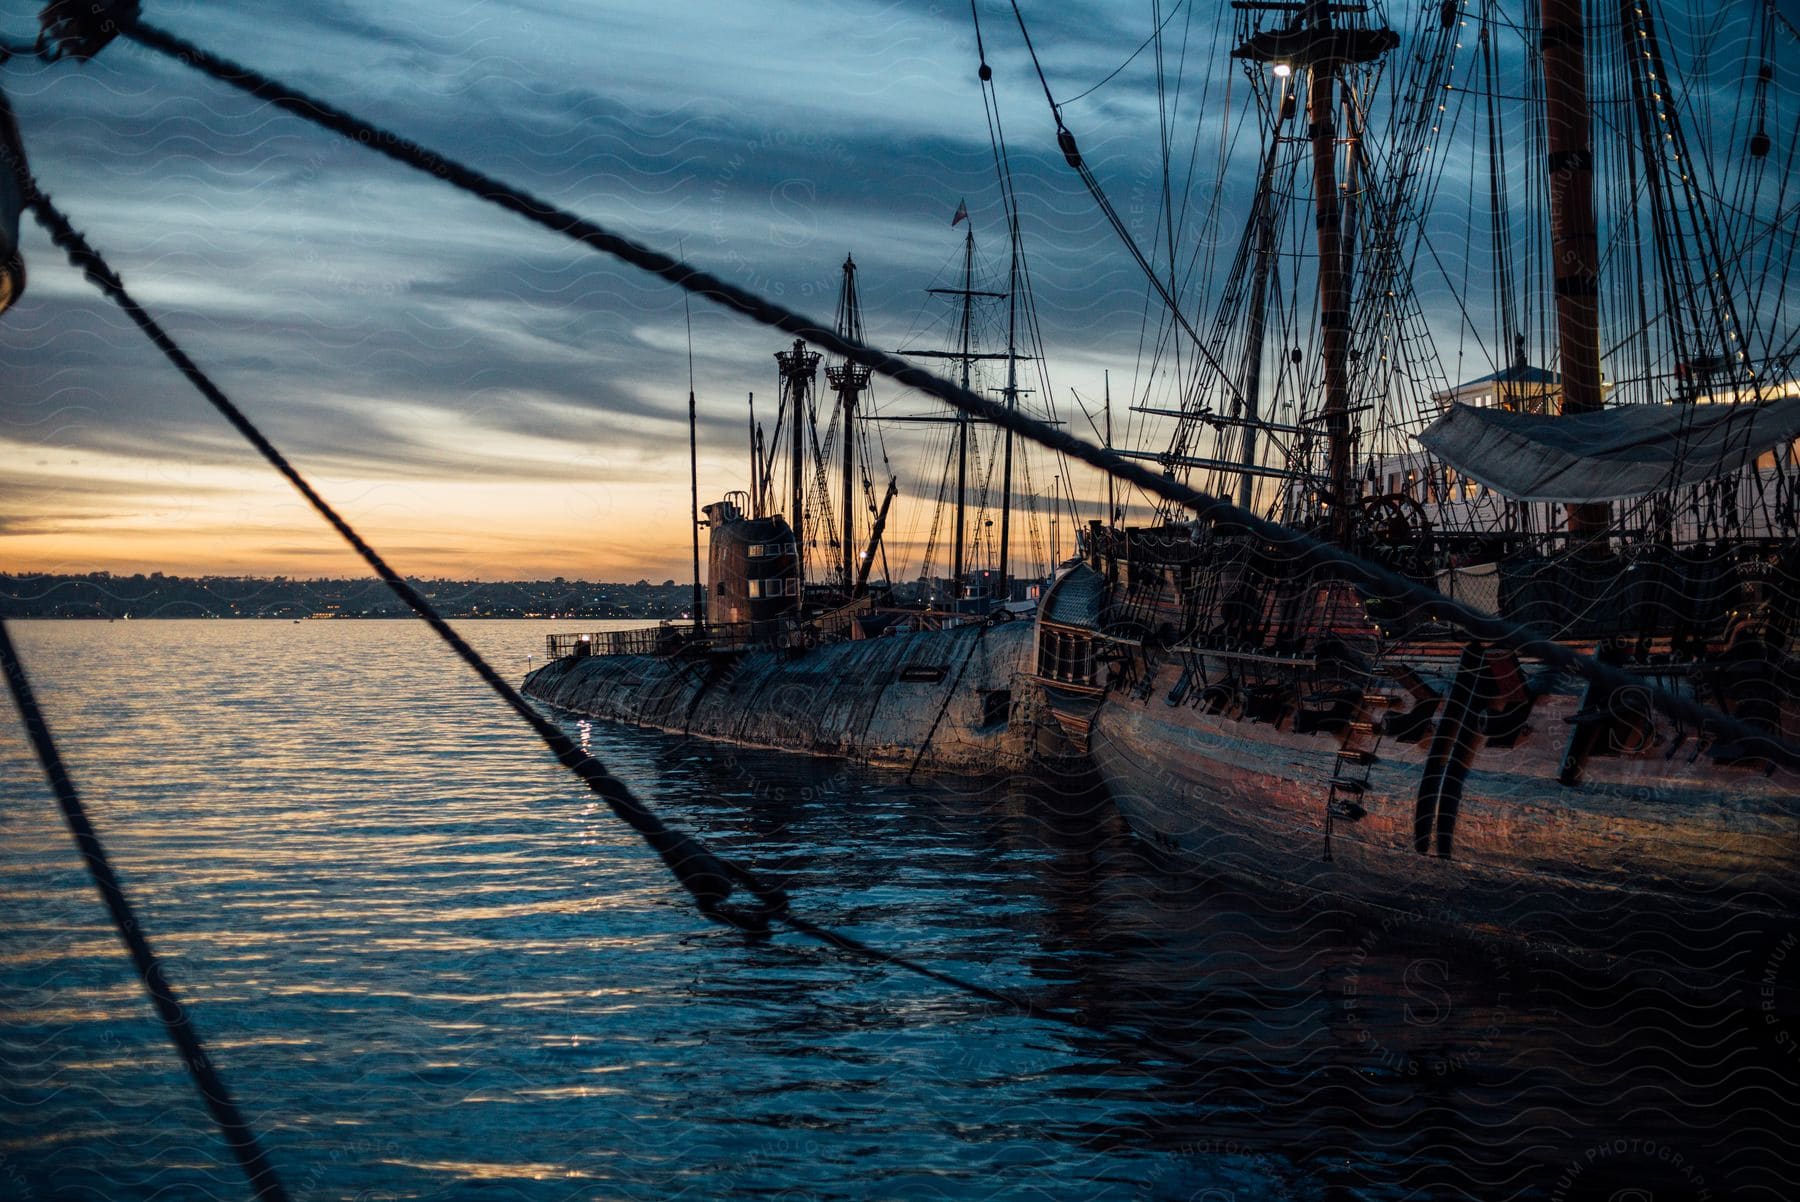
[1,619,1794,1201]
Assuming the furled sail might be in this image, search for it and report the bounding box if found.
[1418,397,1800,503]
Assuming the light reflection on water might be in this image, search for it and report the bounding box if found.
[0,619,1793,1201]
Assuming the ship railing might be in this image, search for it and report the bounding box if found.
[813,595,874,639]
[547,621,772,660]
[547,625,682,659]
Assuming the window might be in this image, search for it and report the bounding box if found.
[747,544,766,558]
[786,578,801,596]
[746,579,762,599]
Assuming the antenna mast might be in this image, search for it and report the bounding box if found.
[684,286,702,632]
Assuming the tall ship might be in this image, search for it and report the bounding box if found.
[1036,0,1800,984]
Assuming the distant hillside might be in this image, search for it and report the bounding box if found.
[0,573,698,620]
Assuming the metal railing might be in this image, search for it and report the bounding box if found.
[544,596,983,662]
[546,621,766,660]
[546,624,686,660]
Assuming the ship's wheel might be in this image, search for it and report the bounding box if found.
[1357,492,1434,580]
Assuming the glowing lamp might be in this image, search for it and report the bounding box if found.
[1272,62,1294,78]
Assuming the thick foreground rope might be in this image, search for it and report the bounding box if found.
[113,16,1800,771]
[0,621,292,1202]
[20,184,788,934]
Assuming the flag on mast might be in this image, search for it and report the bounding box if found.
[951,198,968,227]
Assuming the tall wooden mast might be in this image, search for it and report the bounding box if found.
[825,255,873,594]
[915,224,1008,602]
[1304,0,1355,544]
[953,227,975,596]
[1241,129,1283,513]
[1540,0,1610,537]
[1233,1,1395,543]
[997,218,1021,606]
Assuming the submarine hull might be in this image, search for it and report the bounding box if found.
[523,621,1063,775]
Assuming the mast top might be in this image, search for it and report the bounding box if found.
[1231,22,1397,67]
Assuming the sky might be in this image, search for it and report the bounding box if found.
[2,1,1794,581]
[0,0,1224,582]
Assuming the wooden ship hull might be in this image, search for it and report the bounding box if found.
[1093,655,1796,973]
[1035,553,1800,990]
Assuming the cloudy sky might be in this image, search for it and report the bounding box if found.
[2,1,1793,581]
[2,0,1244,581]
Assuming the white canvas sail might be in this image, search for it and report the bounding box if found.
[1418,397,1800,503]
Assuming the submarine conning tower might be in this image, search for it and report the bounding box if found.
[703,493,800,638]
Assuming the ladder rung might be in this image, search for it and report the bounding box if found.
[1337,749,1379,766]
[1331,776,1369,794]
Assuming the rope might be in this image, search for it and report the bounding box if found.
[100,17,1800,770]
[0,621,292,1202]
[20,183,788,935]
[1060,0,1189,106]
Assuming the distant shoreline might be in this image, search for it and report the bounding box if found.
[0,573,695,622]
[4,613,670,620]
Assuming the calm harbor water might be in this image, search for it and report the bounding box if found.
[2,619,1794,1201]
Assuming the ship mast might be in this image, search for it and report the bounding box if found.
[1540,0,1610,538]
[1240,130,1282,513]
[1232,0,1394,543]
[908,223,1009,603]
[997,218,1020,605]
[954,227,974,596]
[775,339,822,590]
[825,255,873,595]
[1305,0,1355,544]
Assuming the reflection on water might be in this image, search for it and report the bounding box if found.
[0,620,1793,1200]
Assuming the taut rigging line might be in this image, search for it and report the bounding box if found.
[1001,0,1261,430]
